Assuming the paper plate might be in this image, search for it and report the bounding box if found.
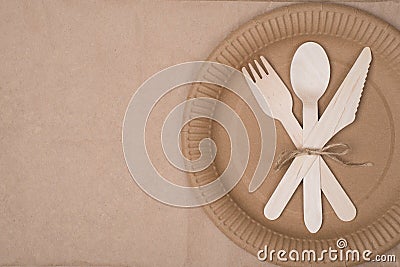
[181,3,400,266]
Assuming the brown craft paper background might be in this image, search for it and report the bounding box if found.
[1,1,400,267]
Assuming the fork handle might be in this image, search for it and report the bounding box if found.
[280,114,302,148]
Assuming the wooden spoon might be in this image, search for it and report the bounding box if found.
[290,42,330,233]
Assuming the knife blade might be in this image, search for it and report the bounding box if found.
[306,47,372,147]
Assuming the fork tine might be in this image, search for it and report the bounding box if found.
[260,56,273,75]
[248,63,261,81]
[241,67,254,83]
[254,60,267,77]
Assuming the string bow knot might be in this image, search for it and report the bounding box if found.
[275,143,373,171]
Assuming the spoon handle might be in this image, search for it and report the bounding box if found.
[303,102,323,233]
[303,156,322,233]
[302,103,318,140]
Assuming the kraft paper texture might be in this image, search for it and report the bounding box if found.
[1,1,399,266]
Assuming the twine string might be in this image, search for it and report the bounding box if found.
[275,143,373,171]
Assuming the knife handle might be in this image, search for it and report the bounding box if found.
[320,159,356,221]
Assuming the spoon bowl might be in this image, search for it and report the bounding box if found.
[290,42,330,105]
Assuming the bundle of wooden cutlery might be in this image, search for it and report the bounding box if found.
[242,42,372,233]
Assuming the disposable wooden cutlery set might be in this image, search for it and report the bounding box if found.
[242,42,372,233]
